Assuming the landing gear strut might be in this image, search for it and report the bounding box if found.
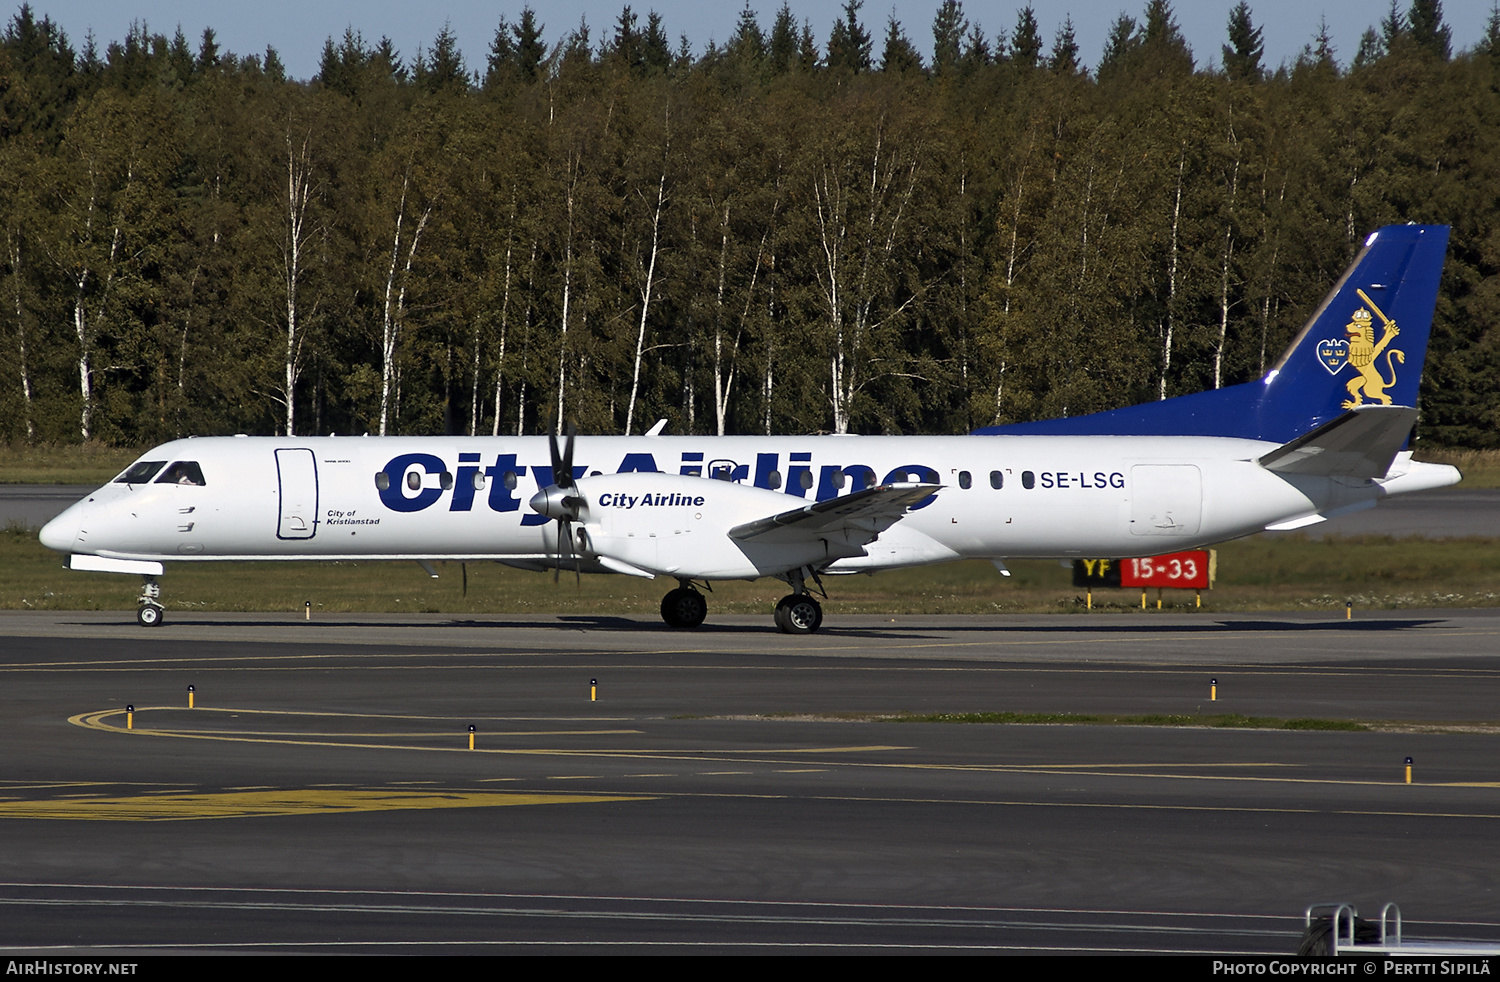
[773,567,824,634]
[660,582,708,629]
[137,575,164,628]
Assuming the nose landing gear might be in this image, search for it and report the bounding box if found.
[137,575,164,627]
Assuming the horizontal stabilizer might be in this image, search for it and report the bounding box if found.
[1258,405,1418,479]
[730,483,940,543]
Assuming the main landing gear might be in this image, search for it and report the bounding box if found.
[773,566,823,635]
[660,582,708,628]
[773,594,822,634]
[137,575,164,628]
[657,569,827,634]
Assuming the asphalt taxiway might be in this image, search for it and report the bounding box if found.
[3,609,1500,953]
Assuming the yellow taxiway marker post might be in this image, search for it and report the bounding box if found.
[1406,756,1413,784]
[468,725,476,751]
[126,705,133,730]
[590,678,597,702]
[1210,678,1217,702]
[305,600,311,621]
[1347,601,1353,620]
[187,685,194,709]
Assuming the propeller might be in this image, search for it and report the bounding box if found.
[528,421,584,586]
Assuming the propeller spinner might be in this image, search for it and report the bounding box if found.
[528,422,585,584]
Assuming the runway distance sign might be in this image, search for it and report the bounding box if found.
[1073,551,1215,590]
[1121,550,1213,589]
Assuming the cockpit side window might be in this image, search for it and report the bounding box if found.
[115,461,166,484]
[155,461,206,486]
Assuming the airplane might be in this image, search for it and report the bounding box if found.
[39,224,1460,633]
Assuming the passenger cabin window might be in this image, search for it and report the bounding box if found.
[989,470,1004,489]
[958,471,972,489]
[1021,470,1036,489]
[155,461,206,486]
[115,461,166,485]
[375,472,390,491]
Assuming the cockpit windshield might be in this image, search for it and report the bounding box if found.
[155,461,206,486]
[114,461,166,484]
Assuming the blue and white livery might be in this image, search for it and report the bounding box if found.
[40,225,1461,632]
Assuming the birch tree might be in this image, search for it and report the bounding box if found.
[805,96,924,433]
[46,91,169,440]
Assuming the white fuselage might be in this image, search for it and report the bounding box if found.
[39,434,1460,574]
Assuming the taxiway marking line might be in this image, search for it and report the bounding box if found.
[64,705,641,721]
[71,708,911,756]
[51,715,1492,791]
[0,788,653,822]
[106,729,642,738]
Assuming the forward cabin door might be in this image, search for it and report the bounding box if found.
[275,448,319,540]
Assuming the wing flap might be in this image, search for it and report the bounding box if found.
[729,483,940,543]
[1258,405,1418,479]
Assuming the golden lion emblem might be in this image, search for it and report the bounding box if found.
[1341,304,1405,409]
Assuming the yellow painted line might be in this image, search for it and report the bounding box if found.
[72,724,906,761]
[1003,762,1297,769]
[68,705,640,723]
[117,729,641,738]
[62,707,1500,793]
[71,707,911,756]
[0,788,653,822]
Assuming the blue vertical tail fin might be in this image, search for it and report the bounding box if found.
[973,224,1449,444]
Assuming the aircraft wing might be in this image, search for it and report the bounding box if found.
[729,483,940,544]
[1258,405,1418,480]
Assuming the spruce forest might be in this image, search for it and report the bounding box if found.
[1,0,1497,450]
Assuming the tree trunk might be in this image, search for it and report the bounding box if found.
[626,170,666,435]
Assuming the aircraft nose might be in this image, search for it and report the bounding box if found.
[38,504,82,553]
